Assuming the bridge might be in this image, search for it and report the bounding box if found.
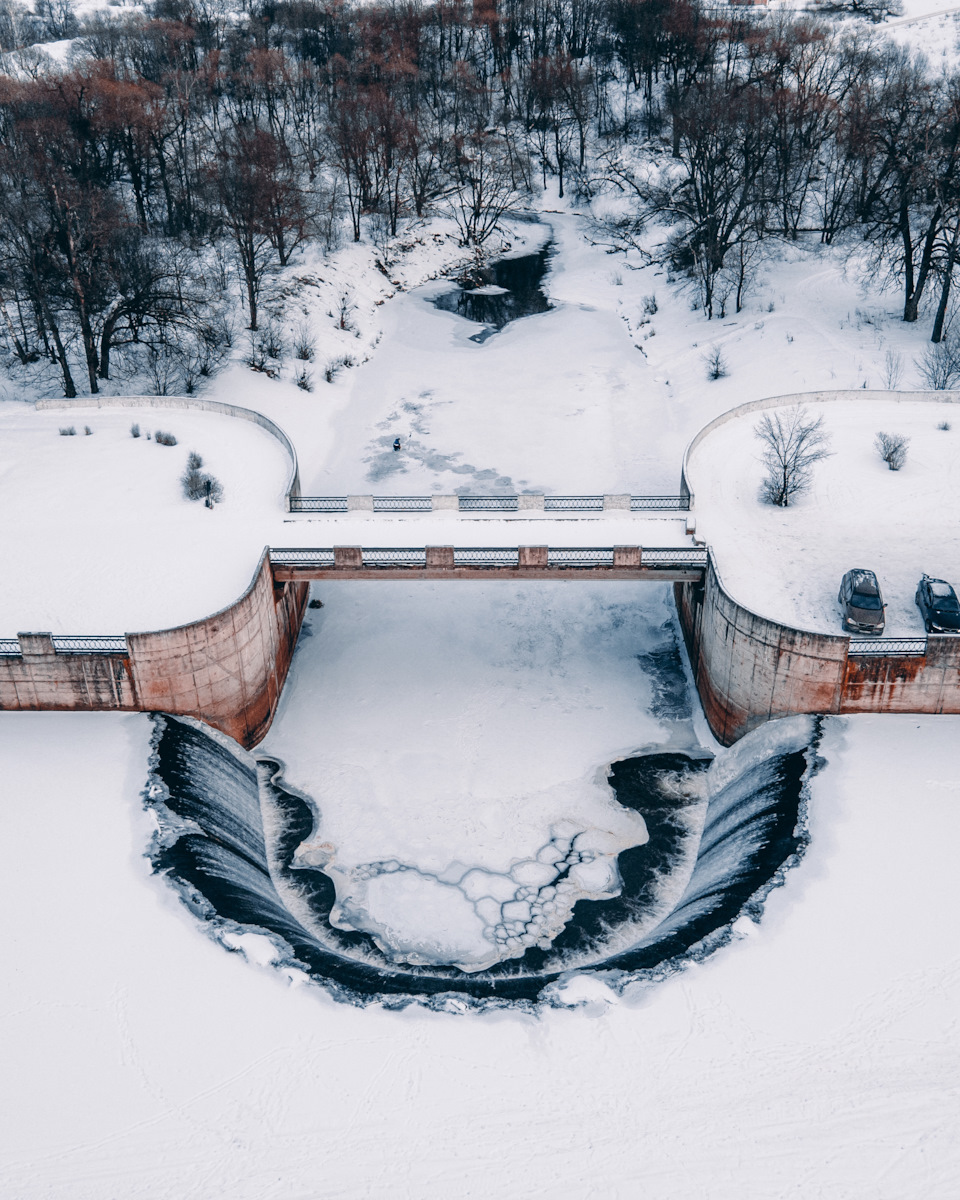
[269,545,708,581]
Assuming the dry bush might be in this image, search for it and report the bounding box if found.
[875,431,909,470]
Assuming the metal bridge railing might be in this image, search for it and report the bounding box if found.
[544,496,604,511]
[458,496,519,511]
[641,548,709,567]
[288,494,693,513]
[0,638,19,656]
[50,635,128,654]
[362,548,428,565]
[548,548,615,565]
[848,637,928,656]
[453,548,520,565]
[268,546,708,570]
[631,495,690,511]
[289,497,348,513]
[373,496,432,512]
[269,548,336,565]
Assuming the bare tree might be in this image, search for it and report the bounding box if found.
[703,344,728,380]
[875,431,909,470]
[755,407,832,507]
[882,349,904,389]
[916,336,960,389]
[447,124,528,248]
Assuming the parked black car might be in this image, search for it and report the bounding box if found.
[838,568,886,634]
[915,575,960,633]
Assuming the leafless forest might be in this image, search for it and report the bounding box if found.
[0,0,957,396]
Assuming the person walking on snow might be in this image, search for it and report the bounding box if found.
[393,438,401,451]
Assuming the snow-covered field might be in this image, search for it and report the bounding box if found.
[688,396,960,635]
[4,145,960,1193]
[2,709,958,1198]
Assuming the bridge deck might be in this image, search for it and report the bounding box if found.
[269,545,708,582]
[272,564,705,582]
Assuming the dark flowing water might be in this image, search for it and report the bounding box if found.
[144,712,818,1010]
[432,244,553,341]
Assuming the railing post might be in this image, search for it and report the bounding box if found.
[517,494,544,511]
[426,546,455,569]
[346,495,374,512]
[604,495,631,511]
[18,633,55,656]
[613,546,641,568]
[519,546,548,568]
[431,496,459,512]
[333,546,363,570]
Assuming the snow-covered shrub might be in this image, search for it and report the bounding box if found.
[262,320,284,362]
[916,339,960,390]
[875,431,909,470]
[324,355,355,382]
[938,420,952,431]
[703,345,728,380]
[333,288,356,332]
[295,367,314,392]
[181,452,223,506]
[130,423,140,438]
[643,293,658,316]
[293,324,316,361]
[755,407,832,507]
[155,430,177,446]
[83,425,92,435]
[58,426,75,436]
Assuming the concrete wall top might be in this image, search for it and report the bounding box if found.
[35,394,301,508]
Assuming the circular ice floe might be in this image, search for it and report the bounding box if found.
[310,815,647,972]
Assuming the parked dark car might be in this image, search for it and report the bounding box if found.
[915,575,960,633]
[838,569,886,634]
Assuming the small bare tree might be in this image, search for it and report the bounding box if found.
[882,349,904,390]
[755,407,832,507]
[875,431,909,470]
[703,345,728,380]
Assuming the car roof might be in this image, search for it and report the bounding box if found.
[846,568,880,593]
[928,579,956,598]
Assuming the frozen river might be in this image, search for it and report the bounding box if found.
[146,581,817,1004]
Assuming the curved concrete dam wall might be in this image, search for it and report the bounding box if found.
[0,553,308,748]
[677,558,960,745]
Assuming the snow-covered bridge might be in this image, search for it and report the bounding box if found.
[269,544,707,581]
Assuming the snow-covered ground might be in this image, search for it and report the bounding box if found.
[157,210,950,502]
[1,709,958,1198]
[687,396,960,635]
[1,203,951,637]
[4,165,960,1194]
[0,404,290,633]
